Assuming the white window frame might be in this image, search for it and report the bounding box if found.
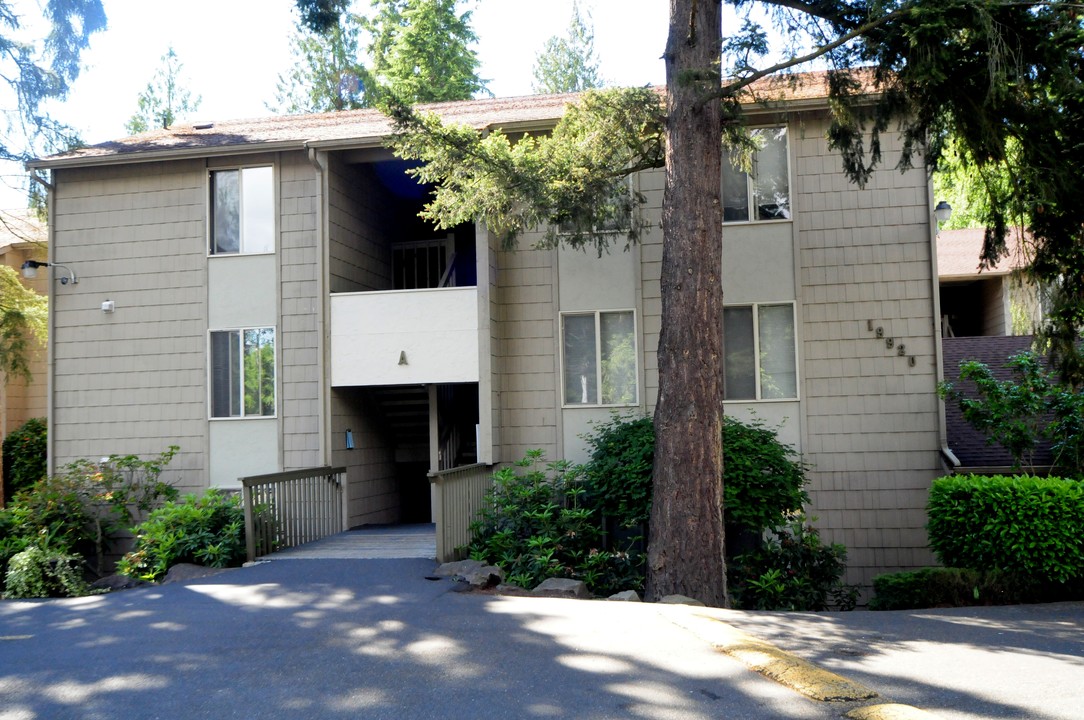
[560,309,639,408]
[723,302,799,402]
[208,327,278,419]
[722,125,791,224]
[208,165,276,256]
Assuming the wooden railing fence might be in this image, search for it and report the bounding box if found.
[429,463,493,561]
[241,466,346,562]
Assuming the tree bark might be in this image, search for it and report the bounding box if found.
[645,0,727,606]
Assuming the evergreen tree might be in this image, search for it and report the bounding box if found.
[272,13,370,113]
[125,47,201,134]
[0,0,105,202]
[532,1,602,94]
[363,0,487,102]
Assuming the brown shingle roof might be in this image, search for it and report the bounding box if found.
[32,70,852,168]
[937,227,1030,279]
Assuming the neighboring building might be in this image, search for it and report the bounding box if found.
[0,209,48,437]
[30,75,948,586]
[937,227,1041,338]
[938,227,1052,472]
[0,209,48,505]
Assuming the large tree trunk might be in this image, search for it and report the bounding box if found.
[645,0,726,606]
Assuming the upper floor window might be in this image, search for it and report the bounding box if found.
[210,327,276,418]
[561,310,638,406]
[210,166,274,255]
[724,303,797,401]
[722,127,790,223]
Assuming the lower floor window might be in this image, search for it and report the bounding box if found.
[724,303,797,400]
[562,310,638,406]
[210,328,276,417]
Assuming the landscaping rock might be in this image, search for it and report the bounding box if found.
[532,578,590,599]
[659,594,706,607]
[607,590,642,602]
[161,563,232,585]
[433,559,504,587]
[90,574,151,592]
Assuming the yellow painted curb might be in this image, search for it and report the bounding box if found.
[846,703,943,720]
[664,610,878,702]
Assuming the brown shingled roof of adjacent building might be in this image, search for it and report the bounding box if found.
[31,70,858,169]
[937,227,1030,279]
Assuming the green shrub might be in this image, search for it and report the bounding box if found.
[580,415,654,528]
[927,474,1084,583]
[579,414,809,537]
[118,489,246,582]
[3,417,47,497]
[3,544,97,599]
[0,508,29,579]
[727,516,858,611]
[722,417,809,535]
[7,447,179,576]
[469,450,644,596]
[869,567,1084,610]
[939,351,1084,476]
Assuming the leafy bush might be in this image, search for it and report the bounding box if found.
[580,415,654,528]
[4,544,96,599]
[869,567,1084,610]
[579,414,809,537]
[722,417,810,534]
[469,450,644,596]
[927,474,1084,583]
[6,447,180,576]
[118,489,247,582]
[939,351,1084,475]
[2,417,47,497]
[0,508,29,579]
[727,517,858,610]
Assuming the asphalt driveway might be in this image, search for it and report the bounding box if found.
[1,557,1082,719]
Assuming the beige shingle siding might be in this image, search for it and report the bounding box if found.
[331,388,399,526]
[796,112,940,586]
[495,240,558,463]
[637,168,665,411]
[50,160,208,493]
[279,152,321,470]
[327,157,393,293]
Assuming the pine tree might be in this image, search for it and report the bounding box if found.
[125,47,202,134]
[532,1,602,94]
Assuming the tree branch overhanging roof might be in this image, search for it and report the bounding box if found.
[29,70,859,170]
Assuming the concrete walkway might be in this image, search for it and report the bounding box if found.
[260,523,437,560]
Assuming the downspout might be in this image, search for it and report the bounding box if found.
[307,147,330,468]
[29,170,56,476]
[927,190,959,475]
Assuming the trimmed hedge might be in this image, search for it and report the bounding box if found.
[927,474,1084,583]
[869,567,1084,610]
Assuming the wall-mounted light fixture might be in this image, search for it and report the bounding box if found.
[345,429,355,450]
[933,201,953,225]
[21,259,77,285]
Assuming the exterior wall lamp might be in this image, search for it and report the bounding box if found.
[933,201,953,225]
[21,259,77,285]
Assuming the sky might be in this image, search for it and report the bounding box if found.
[0,0,671,208]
